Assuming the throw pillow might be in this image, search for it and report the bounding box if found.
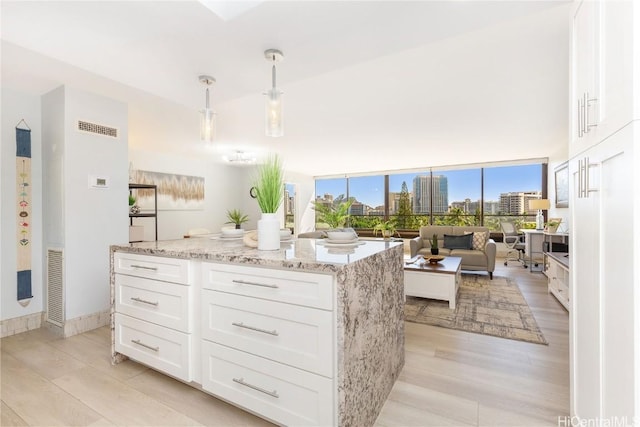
[465,230,488,251]
[443,233,473,250]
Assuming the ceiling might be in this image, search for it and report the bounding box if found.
[1,1,572,176]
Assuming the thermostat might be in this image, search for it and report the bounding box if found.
[89,175,109,189]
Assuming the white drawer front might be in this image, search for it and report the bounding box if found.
[114,252,190,284]
[115,313,192,382]
[115,274,191,333]
[201,341,334,427]
[202,291,333,378]
[201,262,333,310]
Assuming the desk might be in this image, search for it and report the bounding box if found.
[520,229,545,272]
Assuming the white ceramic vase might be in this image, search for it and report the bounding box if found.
[257,213,280,250]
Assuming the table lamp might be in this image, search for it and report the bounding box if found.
[529,199,550,230]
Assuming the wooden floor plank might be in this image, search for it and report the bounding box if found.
[0,256,569,426]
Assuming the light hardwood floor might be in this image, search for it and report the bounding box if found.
[1,259,568,426]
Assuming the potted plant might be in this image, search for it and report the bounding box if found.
[546,219,561,234]
[252,154,284,250]
[225,209,249,230]
[430,233,439,255]
[313,199,353,229]
[128,194,139,214]
[373,220,397,239]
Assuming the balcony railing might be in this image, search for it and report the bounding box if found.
[315,213,538,240]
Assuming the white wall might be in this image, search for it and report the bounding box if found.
[547,146,571,234]
[1,88,43,321]
[129,149,247,239]
[128,96,249,240]
[42,86,129,321]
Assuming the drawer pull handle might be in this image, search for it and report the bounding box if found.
[231,322,279,336]
[130,297,159,306]
[130,264,158,271]
[232,377,279,398]
[232,279,278,289]
[131,339,159,352]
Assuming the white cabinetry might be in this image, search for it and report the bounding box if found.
[570,124,636,420]
[570,0,636,157]
[546,253,569,311]
[569,0,639,421]
[200,262,336,426]
[113,253,193,382]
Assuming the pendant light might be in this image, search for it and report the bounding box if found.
[264,49,284,137]
[199,75,216,142]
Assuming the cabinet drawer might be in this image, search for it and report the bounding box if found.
[202,291,333,377]
[115,313,192,382]
[114,252,190,284]
[201,341,334,427]
[115,274,191,332]
[202,262,333,310]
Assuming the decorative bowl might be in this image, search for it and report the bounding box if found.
[221,228,244,237]
[326,229,357,241]
[427,255,445,264]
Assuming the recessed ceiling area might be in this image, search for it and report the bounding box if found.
[0,1,571,176]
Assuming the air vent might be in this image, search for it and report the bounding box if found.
[46,248,64,327]
[77,120,118,138]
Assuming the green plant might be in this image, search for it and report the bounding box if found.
[313,199,353,228]
[373,220,397,238]
[253,154,284,213]
[431,233,438,249]
[128,194,136,206]
[225,209,249,229]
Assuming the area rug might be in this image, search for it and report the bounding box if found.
[405,274,548,345]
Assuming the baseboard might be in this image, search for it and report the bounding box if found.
[2,309,111,338]
[62,309,110,338]
[1,312,44,338]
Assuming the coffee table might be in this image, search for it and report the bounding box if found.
[404,256,462,309]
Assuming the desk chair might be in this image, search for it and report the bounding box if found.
[500,221,526,267]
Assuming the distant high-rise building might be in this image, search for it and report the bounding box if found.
[499,191,541,215]
[284,189,292,215]
[413,175,448,214]
[349,202,365,216]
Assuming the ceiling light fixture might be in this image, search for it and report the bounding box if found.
[199,75,216,142]
[224,151,257,165]
[264,49,284,137]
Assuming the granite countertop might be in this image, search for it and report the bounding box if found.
[111,237,403,273]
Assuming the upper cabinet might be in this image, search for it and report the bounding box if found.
[570,0,636,157]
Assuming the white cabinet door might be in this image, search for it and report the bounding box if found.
[570,152,601,419]
[598,129,634,420]
[598,1,635,138]
[571,0,600,155]
[570,123,636,420]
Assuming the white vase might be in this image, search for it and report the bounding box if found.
[257,213,280,250]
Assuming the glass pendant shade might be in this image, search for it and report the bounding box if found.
[198,76,216,142]
[200,107,215,142]
[265,88,283,137]
[264,49,284,137]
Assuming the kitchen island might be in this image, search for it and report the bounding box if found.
[110,237,404,426]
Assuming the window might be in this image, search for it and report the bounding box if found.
[483,164,543,231]
[347,175,384,228]
[314,162,544,233]
[431,168,481,226]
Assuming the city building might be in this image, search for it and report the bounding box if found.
[413,175,448,214]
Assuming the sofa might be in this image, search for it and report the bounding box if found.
[410,225,496,279]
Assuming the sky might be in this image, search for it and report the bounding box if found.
[316,164,542,207]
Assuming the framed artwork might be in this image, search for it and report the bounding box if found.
[134,170,205,210]
[554,162,569,208]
